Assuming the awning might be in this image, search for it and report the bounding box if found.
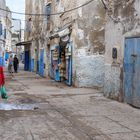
[16,41,32,46]
[49,23,72,40]
[49,28,70,40]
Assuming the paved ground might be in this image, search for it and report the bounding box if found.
[1,69,140,140]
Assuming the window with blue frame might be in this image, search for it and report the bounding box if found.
[46,3,51,19]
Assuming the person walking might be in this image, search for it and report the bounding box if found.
[13,55,19,73]
[8,55,13,75]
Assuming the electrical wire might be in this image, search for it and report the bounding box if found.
[0,0,95,16]
[0,14,47,22]
[100,0,118,22]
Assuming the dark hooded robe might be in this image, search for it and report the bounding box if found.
[13,56,19,73]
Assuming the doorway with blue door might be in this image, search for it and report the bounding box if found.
[24,46,30,71]
[124,37,140,108]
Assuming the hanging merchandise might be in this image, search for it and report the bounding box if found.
[58,53,66,80]
[51,46,61,82]
[53,49,59,60]
[65,44,72,59]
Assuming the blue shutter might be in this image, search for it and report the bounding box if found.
[46,4,51,19]
[0,23,2,35]
[4,29,6,39]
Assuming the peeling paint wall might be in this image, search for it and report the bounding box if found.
[0,0,6,66]
[25,0,49,76]
[5,7,12,52]
[104,0,140,101]
[49,0,106,87]
[25,0,106,87]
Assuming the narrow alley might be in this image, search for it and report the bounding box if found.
[0,70,140,140]
[1,0,140,139]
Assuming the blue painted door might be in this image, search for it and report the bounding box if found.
[66,42,72,86]
[39,49,44,76]
[124,38,140,107]
[24,51,30,71]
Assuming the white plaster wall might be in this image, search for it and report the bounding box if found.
[104,19,123,99]
[74,55,105,88]
[104,64,121,100]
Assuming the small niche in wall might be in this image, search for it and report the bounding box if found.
[112,48,117,59]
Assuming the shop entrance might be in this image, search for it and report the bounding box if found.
[51,42,72,86]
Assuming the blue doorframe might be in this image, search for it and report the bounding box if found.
[66,42,72,86]
[124,37,140,108]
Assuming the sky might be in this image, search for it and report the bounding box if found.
[6,0,25,29]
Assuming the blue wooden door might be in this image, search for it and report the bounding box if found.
[124,38,140,107]
[39,49,44,76]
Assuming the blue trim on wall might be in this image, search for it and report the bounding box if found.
[0,57,4,66]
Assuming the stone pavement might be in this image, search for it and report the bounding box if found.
[0,70,140,140]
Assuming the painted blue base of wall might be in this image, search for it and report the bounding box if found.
[0,57,4,66]
[38,60,44,77]
[55,69,60,82]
